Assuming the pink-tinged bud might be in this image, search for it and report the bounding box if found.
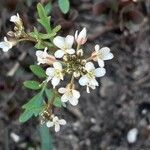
[36,47,56,65]
[91,51,98,61]
[75,27,87,45]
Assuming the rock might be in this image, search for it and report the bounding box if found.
[127,128,138,144]
[10,132,20,142]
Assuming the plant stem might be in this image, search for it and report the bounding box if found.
[39,125,53,150]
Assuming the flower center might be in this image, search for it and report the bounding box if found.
[87,71,95,79]
[54,70,62,78]
[97,52,103,59]
[65,57,86,75]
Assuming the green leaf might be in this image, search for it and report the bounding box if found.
[45,2,52,15]
[22,91,43,109]
[19,106,44,123]
[45,88,62,107]
[30,65,47,78]
[38,32,56,40]
[31,106,45,116]
[29,27,39,39]
[19,110,33,123]
[30,27,55,40]
[52,25,61,33]
[58,0,70,14]
[37,3,51,33]
[53,96,62,107]
[45,88,54,101]
[20,89,45,123]
[34,40,54,49]
[23,80,41,90]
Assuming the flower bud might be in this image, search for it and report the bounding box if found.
[76,49,83,57]
[36,47,56,65]
[10,14,22,26]
[91,51,97,61]
[7,31,15,37]
[75,27,87,45]
[73,71,80,78]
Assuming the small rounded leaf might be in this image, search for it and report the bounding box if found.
[23,80,41,90]
[58,0,70,14]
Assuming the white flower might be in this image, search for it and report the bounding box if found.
[10,13,22,25]
[46,115,66,132]
[58,86,80,106]
[36,47,56,65]
[75,27,87,45]
[79,62,106,93]
[92,45,114,67]
[53,35,75,58]
[46,62,63,88]
[0,37,16,52]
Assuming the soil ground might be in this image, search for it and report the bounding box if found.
[0,0,150,150]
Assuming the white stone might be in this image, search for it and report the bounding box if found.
[127,128,138,143]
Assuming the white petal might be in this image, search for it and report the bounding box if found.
[54,50,65,58]
[103,53,114,60]
[79,76,88,86]
[78,27,86,39]
[53,36,65,49]
[53,62,62,70]
[52,77,60,88]
[36,50,43,57]
[86,86,90,93]
[95,44,100,52]
[58,87,66,94]
[0,42,10,52]
[89,85,96,90]
[75,30,78,40]
[46,121,54,128]
[98,59,105,67]
[46,68,55,77]
[72,90,80,99]
[4,37,8,42]
[55,124,60,132]
[59,119,66,125]
[65,35,74,48]
[46,76,52,82]
[100,47,110,55]
[43,48,48,57]
[95,68,106,77]
[90,78,99,86]
[53,116,59,122]
[85,62,95,71]
[66,48,75,55]
[10,14,21,23]
[10,15,17,22]
[69,98,78,106]
[61,94,69,102]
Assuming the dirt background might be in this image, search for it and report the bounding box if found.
[0,0,150,150]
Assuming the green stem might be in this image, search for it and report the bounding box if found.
[39,125,53,150]
[18,34,55,51]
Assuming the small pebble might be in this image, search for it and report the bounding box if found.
[127,128,138,144]
[10,132,20,143]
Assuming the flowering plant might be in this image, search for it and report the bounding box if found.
[0,3,113,132]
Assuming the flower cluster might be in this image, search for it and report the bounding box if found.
[0,12,113,132]
[36,28,113,131]
[0,14,26,52]
[36,27,113,96]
